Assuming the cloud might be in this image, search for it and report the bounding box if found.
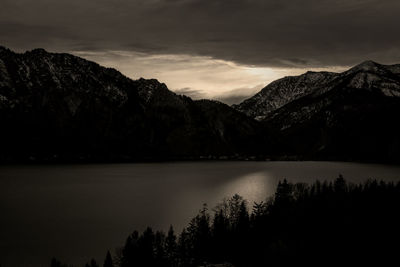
[214,85,266,105]
[1,0,400,68]
[174,87,207,100]
[71,50,347,104]
[173,85,264,105]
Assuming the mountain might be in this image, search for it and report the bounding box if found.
[236,60,400,162]
[2,45,400,163]
[234,71,339,120]
[0,46,262,162]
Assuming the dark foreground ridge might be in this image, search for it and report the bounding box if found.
[49,177,400,267]
[2,46,400,162]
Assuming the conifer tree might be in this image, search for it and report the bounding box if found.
[103,251,113,267]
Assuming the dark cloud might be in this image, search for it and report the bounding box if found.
[1,0,400,67]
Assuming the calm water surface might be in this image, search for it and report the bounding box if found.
[1,161,400,266]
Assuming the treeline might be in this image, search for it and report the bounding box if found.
[52,177,400,267]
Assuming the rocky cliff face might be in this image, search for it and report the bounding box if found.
[0,46,262,162]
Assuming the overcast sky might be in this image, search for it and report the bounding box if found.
[1,0,399,103]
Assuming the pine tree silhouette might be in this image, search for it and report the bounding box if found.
[103,251,113,267]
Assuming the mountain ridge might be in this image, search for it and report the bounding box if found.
[235,60,400,120]
[2,46,400,163]
[0,46,263,162]
[235,60,400,162]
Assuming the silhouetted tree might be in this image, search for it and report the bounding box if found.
[187,204,211,264]
[334,174,347,193]
[121,231,139,267]
[87,259,98,267]
[165,226,178,267]
[154,231,166,266]
[177,229,192,266]
[78,177,400,267]
[103,251,113,267]
[137,227,156,266]
[274,179,293,207]
[211,208,230,262]
[50,258,62,267]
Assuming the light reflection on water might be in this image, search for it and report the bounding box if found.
[1,161,400,267]
[218,172,275,205]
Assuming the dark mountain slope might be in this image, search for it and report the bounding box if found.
[236,60,400,120]
[0,46,262,162]
[242,61,400,162]
[3,45,400,163]
[234,71,339,120]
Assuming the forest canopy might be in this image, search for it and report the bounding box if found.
[51,177,400,267]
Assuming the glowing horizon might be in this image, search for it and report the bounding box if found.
[71,50,348,105]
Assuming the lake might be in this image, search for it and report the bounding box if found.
[1,161,400,267]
